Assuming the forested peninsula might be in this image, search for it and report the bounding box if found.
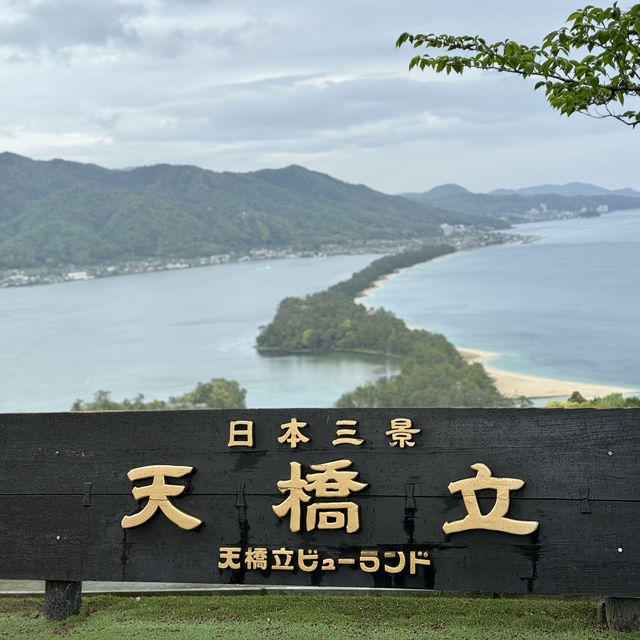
[256,245,510,408]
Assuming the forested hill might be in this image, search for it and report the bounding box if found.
[403,184,640,221]
[0,153,501,269]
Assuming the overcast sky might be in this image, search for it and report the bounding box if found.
[0,0,637,193]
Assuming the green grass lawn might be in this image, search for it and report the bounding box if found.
[0,593,636,639]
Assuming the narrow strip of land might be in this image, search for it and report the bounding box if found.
[354,261,446,307]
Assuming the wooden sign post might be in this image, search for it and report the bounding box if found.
[0,408,638,629]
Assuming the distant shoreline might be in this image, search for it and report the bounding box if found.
[354,257,638,400]
[0,247,382,290]
[0,230,517,290]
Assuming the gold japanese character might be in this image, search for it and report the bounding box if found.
[337,557,356,565]
[121,465,201,530]
[386,418,421,448]
[272,459,367,533]
[443,463,539,535]
[409,551,431,574]
[307,501,362,532]
[305,460,367,497]
[383,551,406,574]
[272,462,312,532]
[272,547,294,570]
[228,420,253,447]
[332,420,364,446]
[298,549,319,572]
[245,547,268,570]
[321,558,336,571]
[359,550,380,573]
[218,547,242,569]
[278,418,309,448]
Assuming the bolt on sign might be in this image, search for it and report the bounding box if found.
[1,408,639,595]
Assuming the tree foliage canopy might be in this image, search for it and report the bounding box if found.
[397,3,640,126]
[257,246,511,408]
[71,378,247,411]
[545,391,640,408]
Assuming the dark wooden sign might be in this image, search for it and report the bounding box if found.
[1,408,639,597]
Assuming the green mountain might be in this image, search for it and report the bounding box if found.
[490,182,640,198]
[403,182,640,221]
[411,183,471,199]
[0,153,501,269]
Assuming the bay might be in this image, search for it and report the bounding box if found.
[365,210,640,392]
[0,254,396,413]
[5,211,639,414]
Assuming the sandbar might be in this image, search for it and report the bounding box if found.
[354,260,447,309]
[354,271,404,309]
[458,348,637,399]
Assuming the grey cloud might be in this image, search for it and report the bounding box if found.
[140,73,549,144]
[0,0,631,194]
[96,66,601,182]
[0,0,144,54]
[0,0,593,72]
[142,23,256,59]
[90,113,121,131]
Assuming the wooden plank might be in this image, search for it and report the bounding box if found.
[0,409,639,499]
[1,494,638,595]
[43,581,82,621]
[1,408,639,596]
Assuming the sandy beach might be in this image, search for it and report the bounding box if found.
[354,263,432,310]
[457,347,636,399]
[355,268,638,400]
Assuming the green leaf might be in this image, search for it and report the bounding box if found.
[396,2,640,127]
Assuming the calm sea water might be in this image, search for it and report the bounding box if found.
[0,254,397,413]
[366,210,640,391]
[3,211,639,413]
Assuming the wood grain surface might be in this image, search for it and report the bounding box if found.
[1,408,638,595]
